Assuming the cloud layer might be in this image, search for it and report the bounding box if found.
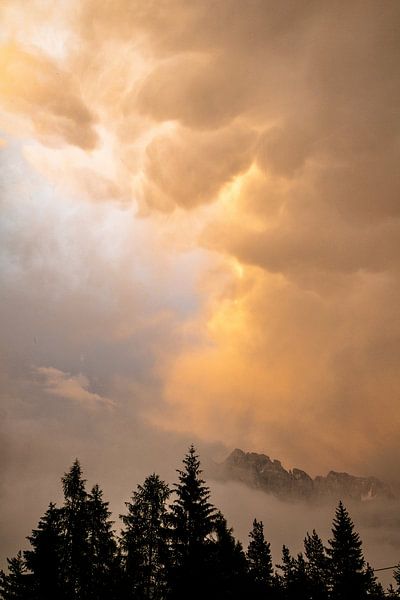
[1,1,400,563]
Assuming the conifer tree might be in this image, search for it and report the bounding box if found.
[121,473,170,599]
[170,445,216,551]
[0,454,393,600]
[247,518,275,598]
[277,545,294,599]
[326,501,368,600]
[393,564,400,596]
[277,546,310,600]
[304,529,329,600]
[168,445,216,599]
[292,553,310,600]
[209,512,248,599]
[395,564,400,585]
[363,564,385,599]
[388,569,400,600]
[0,552,30,600]
[23,503,64,600]
[86,484,119,600]
[60,459,90,599]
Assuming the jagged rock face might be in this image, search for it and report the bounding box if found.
[314,471,393,501]
[215,449,394,503]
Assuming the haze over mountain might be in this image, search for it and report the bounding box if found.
[211,448,395,503]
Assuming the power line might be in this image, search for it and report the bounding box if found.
[373,565,398,573]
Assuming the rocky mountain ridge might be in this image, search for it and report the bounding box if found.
[211,449,395,503]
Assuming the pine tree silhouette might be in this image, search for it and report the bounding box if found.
[168,445,216,599]
[61,459,91,599]
[121,473,171,599]
[0,552,30,600]
[393,564,400,596]
[209,512,248,599]
[293,553,311,600]
[388,569,400,600]
[247,518,275,598]
[304,529,329,600]
[364,564,385,599]
[327,501,368,600]
[1,461,121,600]
[277,545,310,600]
[23,503,64,600]
[86,484,119,600]
[0,455,392,600]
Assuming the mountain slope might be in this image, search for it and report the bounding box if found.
[210,449,394,503]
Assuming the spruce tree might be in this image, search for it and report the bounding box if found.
[277,545,294,599]
[209,512,248,599]
[0,552,30,600]
[388,569,400,600]
[387,564,400,598]
[393,564,400,596]
[292,553,311,600]
[304,529,329,600]
[23,503,64,600]
[86,484,119,600]
[364,564,385,599]
[60,459,90,599]
[168,445,216,599]
[247,518,274,598]
[277,546,310,600]
[121,473,170,599]
[326,501,368,600]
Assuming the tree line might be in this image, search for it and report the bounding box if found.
[1,445,399,599]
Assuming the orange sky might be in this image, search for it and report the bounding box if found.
[1,0,400,500]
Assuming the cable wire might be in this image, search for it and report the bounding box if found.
[373,565,398,572]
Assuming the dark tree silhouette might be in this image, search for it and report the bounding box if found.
[247,518,275,598]
[121,473,171,600]
[60,459,91,599]
[0,552,30,600]
[395,564,400,590]
[168,445,217,599]
[0,454,392,600]
[364,564,385,599]
[277,545,310,600]
[0,462,120,600]
[388,568,400,599]
[304,529,329,600]
[86,484,120,600]
[23,503,64,600]
[209,512,248,599]
[327,501,376,600]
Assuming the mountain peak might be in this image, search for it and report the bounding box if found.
[213,449,394,503]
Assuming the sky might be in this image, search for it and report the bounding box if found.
[1,0,400,571]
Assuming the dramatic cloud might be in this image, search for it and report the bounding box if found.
[1,0,400,567]
[143,125,256,210]
[0,43,98,149]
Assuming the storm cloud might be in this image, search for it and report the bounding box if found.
[1,0,400,569]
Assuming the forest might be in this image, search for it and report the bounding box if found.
[1,445,399,600]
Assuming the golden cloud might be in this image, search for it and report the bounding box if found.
[1,0,400,477]
[0,43,98,149]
